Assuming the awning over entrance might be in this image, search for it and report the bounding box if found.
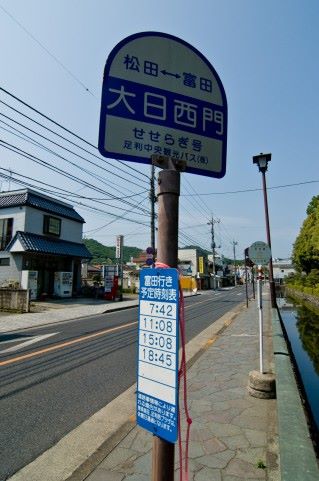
[6,231,92,258]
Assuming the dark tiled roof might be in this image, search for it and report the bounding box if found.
[0,190,84,223]
[7,231,92,258]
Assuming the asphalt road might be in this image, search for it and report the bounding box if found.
[0,286,248,480]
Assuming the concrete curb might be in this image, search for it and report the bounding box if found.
[0,293,200,333]
[8,301,245,481]
[272,308,319,481]
[0,303,139,334]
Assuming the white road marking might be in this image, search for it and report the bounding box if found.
[0,336,30,345]
[230,334,256,337]
[0,333,59,354]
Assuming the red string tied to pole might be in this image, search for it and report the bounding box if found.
[155,262,192,481]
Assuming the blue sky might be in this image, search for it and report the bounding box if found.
[1,0,318,260]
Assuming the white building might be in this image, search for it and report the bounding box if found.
[273,258,295,282]
[0,189,91,297]
[178,248,211,289]
[178,248,199,277]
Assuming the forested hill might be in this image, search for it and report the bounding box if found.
[83,238,143,264]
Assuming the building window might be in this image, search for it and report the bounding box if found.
[0,218,13,250]
[43,215,61,237]
[0,257,10,266]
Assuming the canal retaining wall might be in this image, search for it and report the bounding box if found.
[285,287,319,308]
[272,307,319,480]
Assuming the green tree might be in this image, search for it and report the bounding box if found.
[292,196,319,273]
[83,238,143,264]
[306,195,319,215]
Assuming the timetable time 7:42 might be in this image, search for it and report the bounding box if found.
[149,302,174,317]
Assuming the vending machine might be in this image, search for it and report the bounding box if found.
[54,272,73,297]
[102,265,118,300]
[21,270,38,300]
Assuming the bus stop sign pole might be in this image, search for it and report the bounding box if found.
[152,164,180,481]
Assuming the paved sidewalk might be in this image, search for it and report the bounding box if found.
[85,295,279,481]
[0,292,197,333]
[0,298,139,333]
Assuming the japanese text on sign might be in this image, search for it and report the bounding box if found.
[98,32,227,178]
[137,268,179,443]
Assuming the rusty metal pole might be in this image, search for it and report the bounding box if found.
[150,163,156,253]
[152,167,180,481]
[261,171,276,308]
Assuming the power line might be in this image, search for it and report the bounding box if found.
[181,180,319,196]
[83,195,150,234]
[0,112,147,192]
[0,87,149,180]
[0,140,150,216]
[0,140,151,216]
[0,171,151,228]
[0,166,147,202]
[182,176,211,219]
[178,229,211,252]
[0,99,149,187]
[0,4,96,97]
[0,120,148,198]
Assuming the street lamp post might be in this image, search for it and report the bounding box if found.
[253,153,276,308]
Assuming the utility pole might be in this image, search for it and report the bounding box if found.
[150,164,156,253]
[232,240,238,286]
[207,216,220,289]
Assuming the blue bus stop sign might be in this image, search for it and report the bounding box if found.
[98,31,227,178]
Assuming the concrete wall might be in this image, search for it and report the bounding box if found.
[272,308,319,480]
[0,253,22,287]
[24,206,83,242]
[0,288,30,312]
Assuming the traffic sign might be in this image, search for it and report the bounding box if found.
[248,241,271,266]
[137,268,179,442]
[98,32,227,178]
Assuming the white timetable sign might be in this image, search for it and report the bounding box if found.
[137,268,179,443]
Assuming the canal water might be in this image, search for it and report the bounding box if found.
[279,298,319,437]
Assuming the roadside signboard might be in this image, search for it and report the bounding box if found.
[98,31,227,178]
[198,256,204,274]
[116,235,123,259]
[248,241,271,266]
[137,268,179,442]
